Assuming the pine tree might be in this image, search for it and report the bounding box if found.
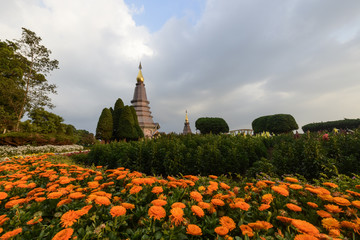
[95,108,113,143]
[116,106,138,141]
[112,98,124,141]
[130,106,144,138]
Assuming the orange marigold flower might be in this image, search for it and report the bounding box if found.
[276,216,293,224]
[60,210,81,228]
[87,181,99,189]
[333,197,351,206]
[285,177,299,183]
[5,199,26,208]
[291,219,320,235]
[169,207,184,226]
[171,202,186,209]
[248,221,273,230]
[322,218,340,231]
[68,192,85,199]
[289,184,303,190]
[211,198,225,206]
[214,226,229,236]
[0,193,8,200]
[0,215,9,226]
[209,175,218,179]
[198,201,211,210]
[129,185,142,194]
[322,182,338,188]
[190,191,203,202]
[77,205,92,216]
[57,199,72,208]
[307,202,318,208]
[52,228,74,240]
[151,199,167,206]
[329,228,340,237]
[317,193,333,202]
[340,220,358,231]
[191,205,205,217]
[258,204,271,211]
[47,192,63,199]
[316,210,332,218]
[286,203,302,212]
[294,234,319,240]
[324,204,343,213]
[26,217,43,225]
[0,227,22,240]
[94,196,111,206]
[262,193,274,204]
[35,197,46,202]
[240,225,254,237]
[352,200,360,209]
[121,203,135,210]
[234,201,250,211]
[220,182,230,190]
[219,216,236,231]
[151,186,163,194]
[110,206,126,217]
[272,186,289,197]
[148,206,166,220]
[186,224,202,236]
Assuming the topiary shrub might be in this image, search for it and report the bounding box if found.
[195,117,229,134]
[302,118,360,132]
[252,114,298,134]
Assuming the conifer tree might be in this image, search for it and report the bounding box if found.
[112,98,124,141]
[130,106,144,138]
[95,108,113,143]
[116,106,138,141]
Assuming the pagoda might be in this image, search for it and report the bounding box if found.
[182,110,192,134]
[131,63,159,137]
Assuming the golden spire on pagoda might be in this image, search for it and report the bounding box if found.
[185,110,189,123]
[136,62,144,83]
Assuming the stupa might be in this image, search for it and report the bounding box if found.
[131,63,160,137]
[182,110,192,134]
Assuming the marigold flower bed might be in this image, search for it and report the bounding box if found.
[0,154,359,239]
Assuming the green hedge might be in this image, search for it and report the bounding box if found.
[252,114,298,134]
[195,117,229,134]
[302,118,360,132]
[72,131,360,180]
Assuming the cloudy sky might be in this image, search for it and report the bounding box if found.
[1,0,360,134]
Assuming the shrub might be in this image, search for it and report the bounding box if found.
[195,117,229,134]
[302,118,360,132]
[252,114,298,134]
[95,108,113,143]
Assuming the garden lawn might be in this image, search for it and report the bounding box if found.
[0,154,359,239]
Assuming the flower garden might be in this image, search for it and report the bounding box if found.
[0,152,359,239]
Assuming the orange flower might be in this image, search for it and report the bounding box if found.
[151,199,167,206]
[198,201,211,210]
[171,202,186,209]
[322,218,340,231]
[333,197,351,206]
[214,226,229,236]
[234,201,250,211]
[258,204,271,211]
[52,228,73,240]
[240,225,254,237]
[190,191,203,202]
[324,204,343,213]
[186,224,202,236]
[316,210,332,218]
[291,219,320,235]
[276,216,293,224]
[307,202,318,208]
[26,217,43,225]
[289,184,303,190]
[191,205,205,217]
[220,182,230,190]
[110,206,126,217]
[57,199,72,208]
[68,192,85,199]
[261,193,274,204]
[340,221,358,231]
[4,199,26,208]
[211,198,225,206]
[0,215,9,226]
[0,193,8,200]
[248,221,273,230]
[219,216,236,231]
[35,197,46,202]
[322,182,338,188]
[285,177,299,183]
[60,210,81,228]
[151,186,163,194]
[169,207,184,226]
[272,186,289,197]
[47,192,63,199]
[148,206,166,220]
[129,185,142,194]
[209,175,218,179]
[121,203,135,210]
[294,234,319,240]
[0,227,22,240]
[286,203,302,212]
[87,181,99,189]
[94,196,111,206]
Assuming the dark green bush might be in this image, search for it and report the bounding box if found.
[195,117,229,134]
[252,114,298,134]
[302,118,360,132]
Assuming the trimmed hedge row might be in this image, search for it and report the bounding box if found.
[72,132,360,180]
[252,114,298,134]
[302,118,360,132]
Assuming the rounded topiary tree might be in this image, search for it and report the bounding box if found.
[252,114,298,134]
[195,117,229,134]
[95,108,113,143]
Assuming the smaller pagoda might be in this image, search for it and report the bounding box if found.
[182,110,192,134]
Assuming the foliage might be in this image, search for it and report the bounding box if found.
[252,114,298,134]
[95,108,113,143]
[0,144,83,157]
[0,153,359,239]
[28,108,64,134]
[195,117,229,134]
[302,118,360,132]
[112,98,124,141]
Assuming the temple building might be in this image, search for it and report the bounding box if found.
[131,63,160,138]
[182,110,192,134]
